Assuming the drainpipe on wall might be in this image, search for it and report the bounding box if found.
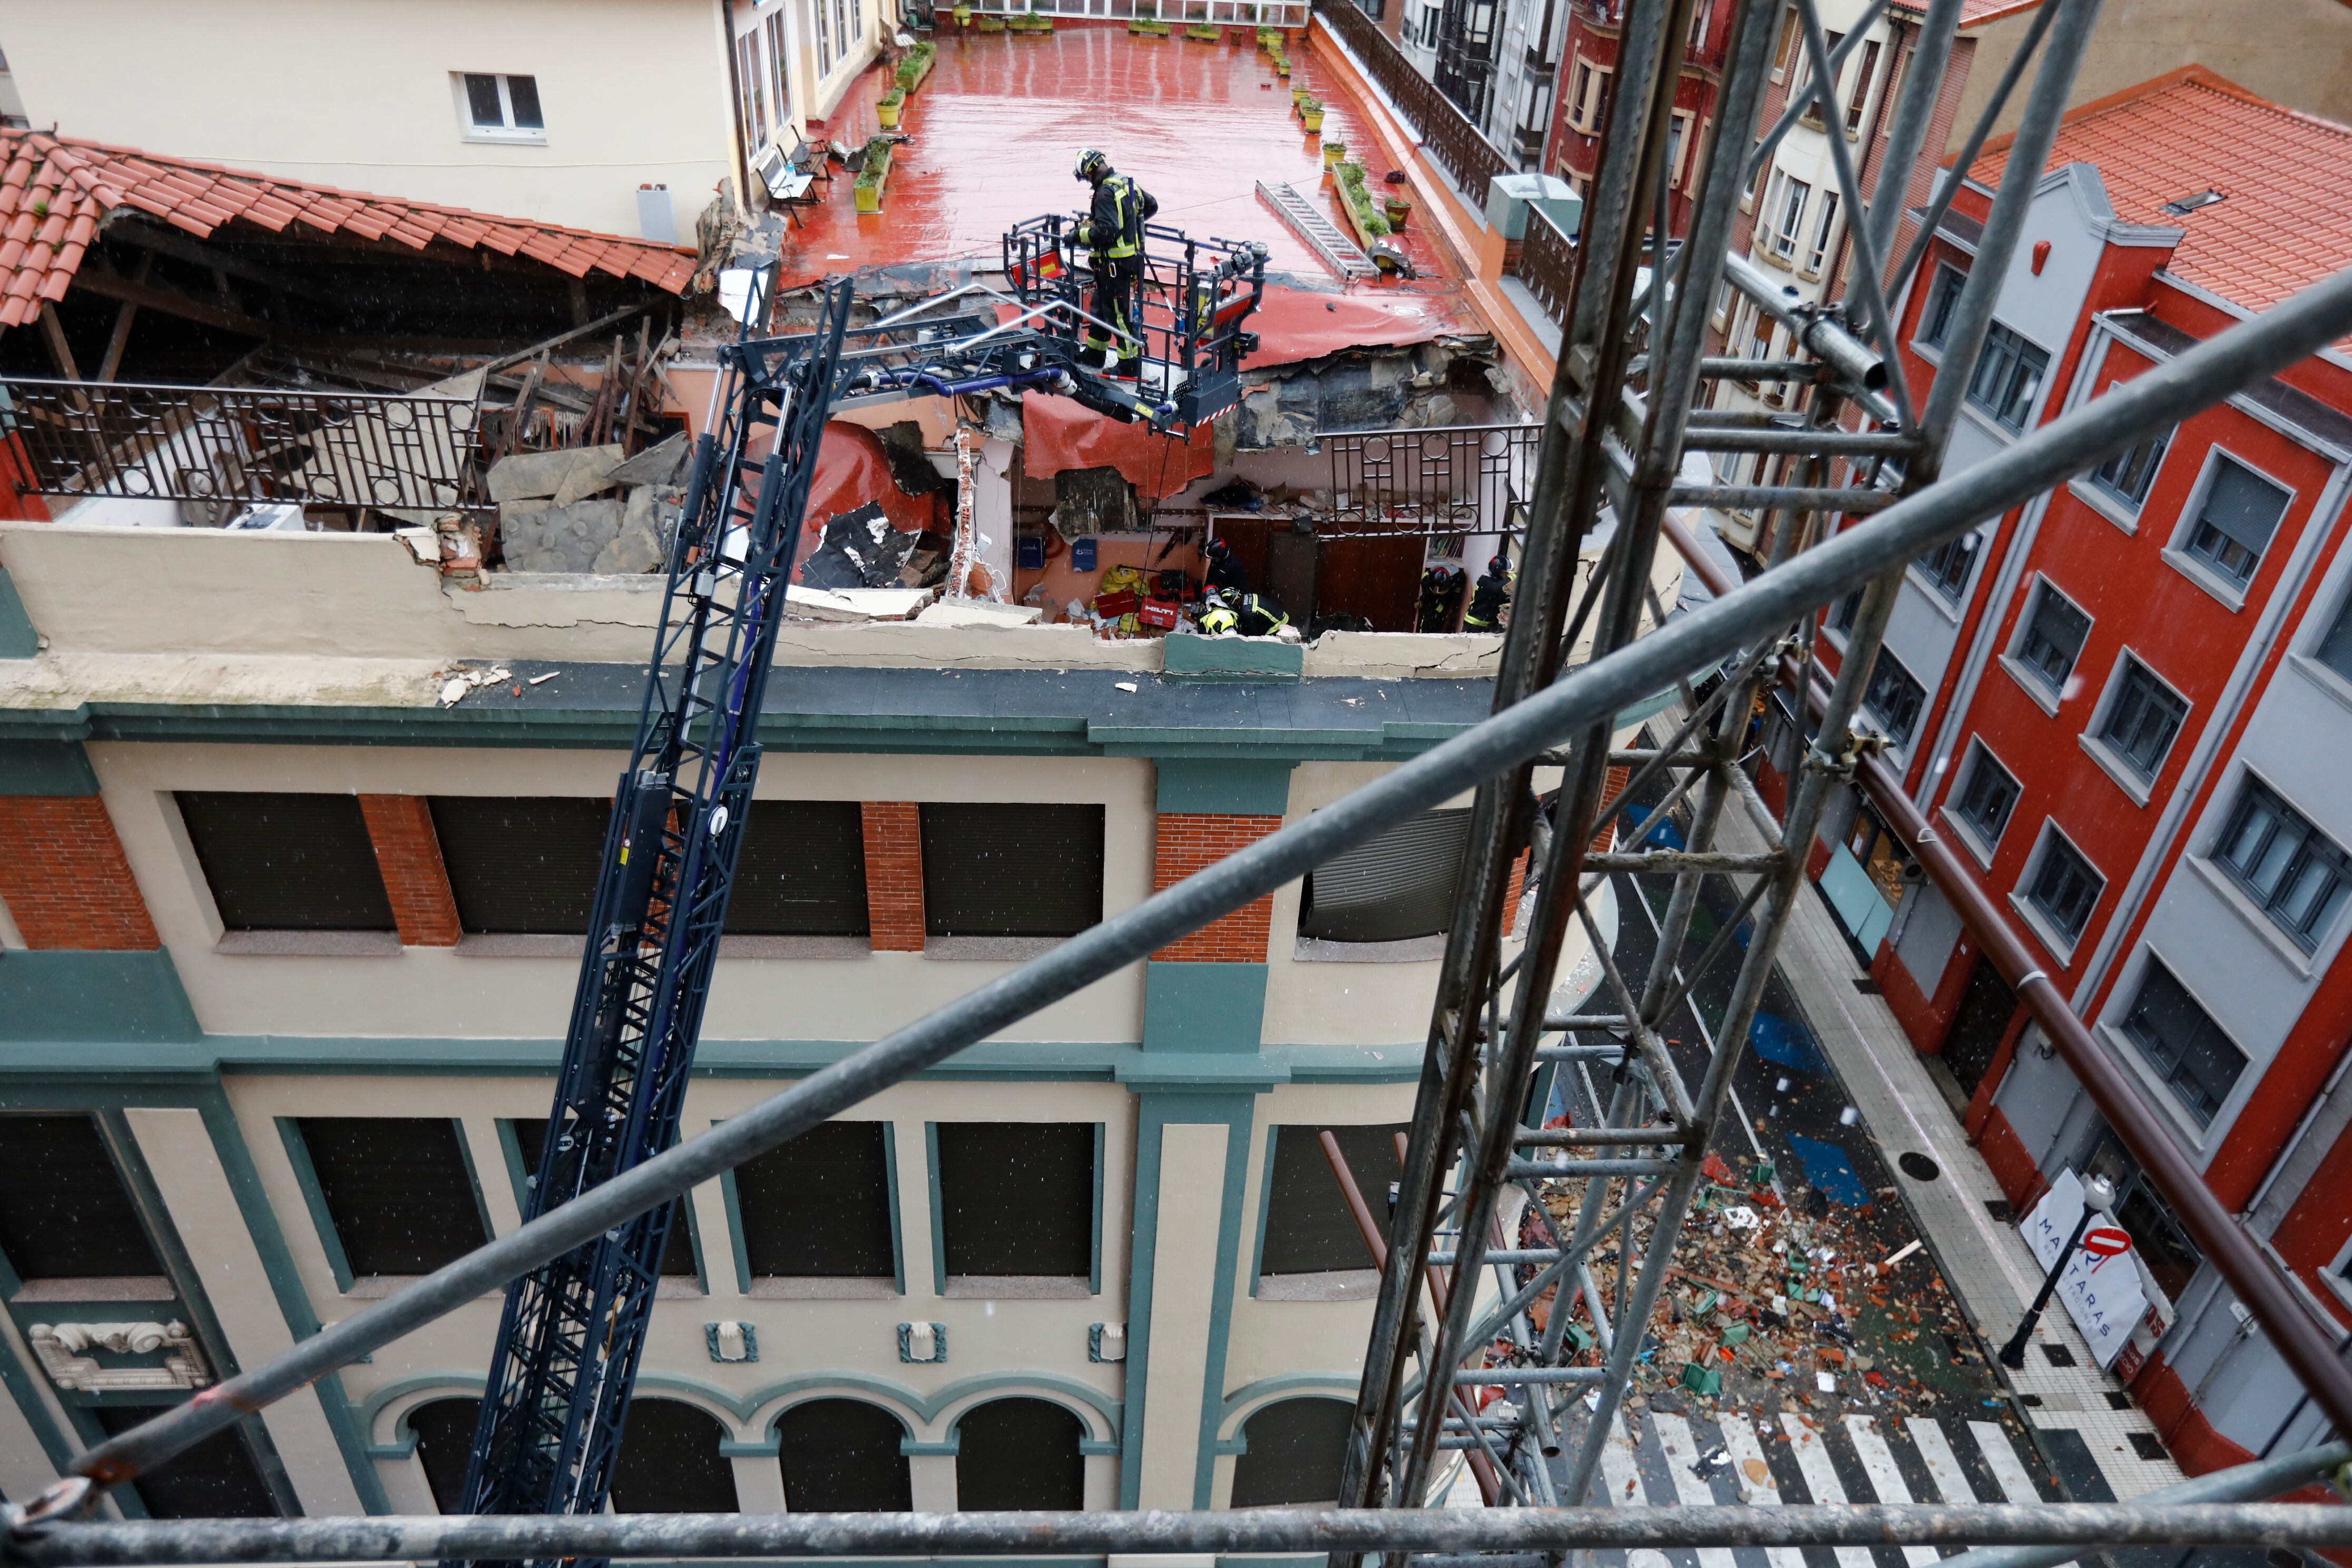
[721,0,757,220]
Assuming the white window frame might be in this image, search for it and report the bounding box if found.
[1666,110,1694,189]
[1804,189,1840,278]
[1569,58,1612,134]
[1765,171,1809,265]
[1842,37,1883,137]
[2010,818,2105,964]
[454,72,545,145]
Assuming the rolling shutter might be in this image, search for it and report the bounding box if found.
[428,796,609,934]
[919,803,1104,938]
[726,800,870,935]
[175,791,394,932]
[1299,808,1471,943]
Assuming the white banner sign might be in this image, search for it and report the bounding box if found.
[2019,1169,2146,1368]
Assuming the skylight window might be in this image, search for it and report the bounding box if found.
[2159,189,2225,217]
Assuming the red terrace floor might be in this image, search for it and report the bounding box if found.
[779,23,1470,321]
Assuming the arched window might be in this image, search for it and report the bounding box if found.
[406,1398,483,1512]
[954,1398,1084,1511]
[1230,1398,1353,1507]
[612,1399,740,1513]
[777,1398,913,1512]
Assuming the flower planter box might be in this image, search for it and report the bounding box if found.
[1332,162,1391,249]
[854,139,894,213]
[1184,24,1220,39]
[976,14,1007,30]
[896,43,936,91]
[1129,17,1172,32]
[1011,14,1054,33]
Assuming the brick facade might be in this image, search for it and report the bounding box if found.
[861,801,926,952]
[1152,812,1282,962]
[358,794,463,946]
[0,795,159,949]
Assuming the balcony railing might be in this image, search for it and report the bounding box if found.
[1,378,487,518]
[1517,203,1575,328]
[1317,0,1512,202]
[1325,420,1538,537]
[964,0,1312,22]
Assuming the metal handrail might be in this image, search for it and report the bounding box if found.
[1316,0,1513,200]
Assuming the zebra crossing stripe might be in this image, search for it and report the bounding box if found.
[1717,1418,1809,1568]
[1600,1414,1647,1505]
[1780,1412,1878,1568]
[1905,1418,1976,1507]
[1844,1415,1941,1567]
[1651,1412,1739,1568]
[1966,1419,2075,1568]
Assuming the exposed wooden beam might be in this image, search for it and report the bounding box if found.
[71,263,270,338]
[36,302,83,380]
[102,219,332,301]
[95,252,154,382]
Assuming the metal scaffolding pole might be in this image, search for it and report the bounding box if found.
[14,0,2352,1555]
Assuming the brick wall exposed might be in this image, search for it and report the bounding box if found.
[0,795,160,949]
[861,801,926,952]
[358,794,462,946]
[1153,812,1282,963]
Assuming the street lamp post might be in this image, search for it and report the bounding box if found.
[1999,1174,2118,1370]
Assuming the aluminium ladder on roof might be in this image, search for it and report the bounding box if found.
[1257,179,1377,280]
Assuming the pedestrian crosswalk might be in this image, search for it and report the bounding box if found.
[1562,1404,2058,1568]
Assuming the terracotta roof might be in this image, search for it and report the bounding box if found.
[1966,66,2352,313]
[1958,0,2043,26]
[0,128,697,329]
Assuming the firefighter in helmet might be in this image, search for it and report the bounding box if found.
[1462,552,1514,632]
[1200,586,1289,638]
[1072,149,1157,378]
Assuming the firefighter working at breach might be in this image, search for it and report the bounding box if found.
[1462,552,1514,632]
[1072,149,1157,378]
[1199,586,1289,638]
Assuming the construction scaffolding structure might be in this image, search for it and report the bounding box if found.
[12,0,2352,1560]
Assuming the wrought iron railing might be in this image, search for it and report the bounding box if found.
[0,378,486,517]
[1325,420,1538,536]
[963,0,1312,21]
[1317,0,1512,202]
[1518,203,1576,327]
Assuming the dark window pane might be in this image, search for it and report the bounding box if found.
[1259,1124,1407,1275]
[1965,323,2047,432]
[175,792,394,932]
[2119,961,2244,1125]
[2016,586,2090,692]
[1231,1398,1354,1507]
[1954,749,2018,847]
[1919,530,1979,602]
[2092,430,2169,506]
[2215,781,2350,951]
[1860,651,1925,746]
[296,1118,487,1276]
[778,1398,912,1512]
[2027,835,2103,943]
[408,1398,481,1513]
[726,801,869,936]
[1920,266,1965,348]
[0,1114,163,1278]
[936,1122,1093,1278]
[463,73,504,127]
[504,74,543,129]
[93,1405,276,1518]
[954,1398,1082,1510]
[2184,458,2288,585]
[429,797,608,934]
[1300,808,1471,943]
[2316,594,2352,682]
[919,803,1103,938]
[733,1121,894,1278]
[512,1119,695,1276]
[2100,662,2188,780]
[612,1399,738,1513]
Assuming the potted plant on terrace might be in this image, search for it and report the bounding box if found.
[1300,95,1324,133]
[877,87,905,128]
[1322,136,1346,169]
[854,136,894,213]
[1384,192,1414,229]
[897,40,937,90]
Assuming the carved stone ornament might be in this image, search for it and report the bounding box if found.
[28,1321,211,1394]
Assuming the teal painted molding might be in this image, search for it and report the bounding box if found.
[1089,1121,1105,1297]
[0,739,97,794]
[1216,1374,1364,1437]
[924,1122,947,1298]
[0,569,36,659]
[0,949,200,1043]
[1162,633,1304,680]
[357,1374,487,1443]
[1214,1435,1249,1457]
[882,1122,906,1297]
[1189,1096,1258,1509]
[275,1118,355,1295]
[718,1436,781,1457]
[1246,1130,1281,1299]
[717,1165,755,1298]
[1141,962,1268,1055]
[1153,758,1293,815]
[1116,1051,1288,1088]
[899,1438,959,1456]
[1077,1436,1121,1456]
[447,1115,497,1245]
[1116,1089,1262,1512]
[495,1118,534,1213]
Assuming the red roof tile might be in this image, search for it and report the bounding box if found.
[1957,0,2041,25]
[0,125,698,326]
[1967,66,2352,313]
